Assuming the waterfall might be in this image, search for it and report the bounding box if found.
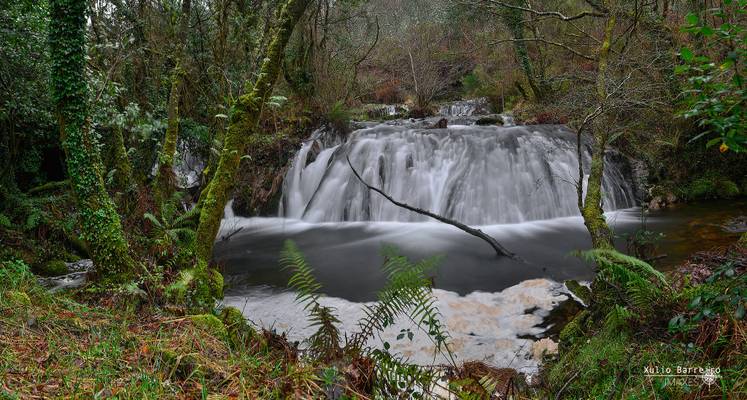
[279,123,637,225]
[438,98,490,117]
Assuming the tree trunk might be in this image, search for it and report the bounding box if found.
[50,0,134,283]
[154,0,191,205]
[187,0,311,308]
[111,125,134,191]
[500,5,544,102]
[580,13,616,250]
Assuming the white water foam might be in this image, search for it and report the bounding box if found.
[224,278,569,373]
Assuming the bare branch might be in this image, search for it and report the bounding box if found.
[484,0,605,21]
[491,38,596,61]
[346,156,518,259]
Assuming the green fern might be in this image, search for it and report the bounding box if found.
[369,348,437,398]
[144,192,198,247]
[583,249,671,313]
[350,247,451,359]
[282,241,455,397]
[280,240,342,361]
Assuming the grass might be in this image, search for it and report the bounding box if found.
[0,260,321,399]
[1,242,745,399]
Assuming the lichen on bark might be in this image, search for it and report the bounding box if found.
[194,0,311,264]
[49,0,134,283]
[153,0,191,205]
[579,11,617,250]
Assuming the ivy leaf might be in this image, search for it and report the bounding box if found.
[680,47,694,62]
[685,12,699,26]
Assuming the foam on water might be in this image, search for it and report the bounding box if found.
[224,278,569,372]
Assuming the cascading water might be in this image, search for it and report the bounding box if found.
[438,98,491,117]
[280,123,637,225]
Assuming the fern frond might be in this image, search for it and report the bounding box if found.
[349,248,451,358]
[281,240,322,310]
[583,249,668,287]
[143,212,164,229]
[604,304,636,331]
[584,249,671,315]
[369,349,437,398]
[281,240,342,361]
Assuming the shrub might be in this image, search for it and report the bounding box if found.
[325,101,351,133]
[686,176,741,200]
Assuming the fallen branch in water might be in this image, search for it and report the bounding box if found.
[220,226,243,241]
[346,156,518,259]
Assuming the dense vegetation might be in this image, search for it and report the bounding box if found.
[1,0,746,398]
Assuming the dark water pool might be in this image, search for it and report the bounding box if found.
[214,201,746,301]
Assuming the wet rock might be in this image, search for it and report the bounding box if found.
[532,338,558,361]
[438,98,491,117]
[723,216,747,233]
[37,259,94,292]
[649,196,664,210]
[648,192,679,210]
[67,259,93,273]
[305,140,322,167]
[428,118,448,129]
[475,115,504,126]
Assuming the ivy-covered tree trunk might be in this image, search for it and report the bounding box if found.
[49,0,134,282]
[154,0,191,205]
[110,126,134,191]
[500,3,545,102]
[581,13,616,250]
[182,0,310,309]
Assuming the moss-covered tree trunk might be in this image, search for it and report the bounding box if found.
[500,3,545,102]
[50,0,134,282]
[110,126,134,191]
[581,13,616,250]
[183,0,310,309]
[154,0,191,205]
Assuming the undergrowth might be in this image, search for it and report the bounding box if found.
[540,245,747,399]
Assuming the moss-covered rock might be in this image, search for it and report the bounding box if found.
[220,306,256,348]
[190,314,228,340]
[155,348,200,380]
[559,310,589,349]
[37,260,68,276]
[6,290,31,306]
[564,280,592,305]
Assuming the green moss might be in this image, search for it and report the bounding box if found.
[220,306,256,348]
[189,314,228,340]
[37,260,68,276]
[6,290,31,307]
[716,179,740,198]
[50,0,134,284]
[740,232,747,247]
[686,176,740,200]
[559,310,589,349]
[171,264,224,312]
[565,280,592,305]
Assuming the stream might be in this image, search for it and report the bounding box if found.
[214,105,747,373]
